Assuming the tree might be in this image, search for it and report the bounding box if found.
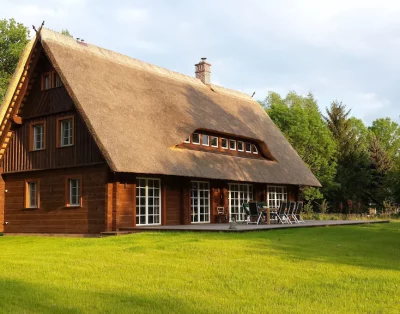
[325,101,372,208]
[264,91,337,207]
[61,29,73,37]
[369,118,400,160]
[0,18,29,102]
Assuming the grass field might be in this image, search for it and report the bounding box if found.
[1,222,399,314]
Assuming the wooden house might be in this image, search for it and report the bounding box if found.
[0,29,320,234]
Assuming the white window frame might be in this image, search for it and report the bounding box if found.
[69,179,80,206]
[60,119,73,147]
[136,177,161,226]
[221,138,228,149]
[237,141,244,152]
[228,183,253,221]
[245,142,252,153]
[229,140,236,150]
[211,136,218,148]
[192,133,200,145]
[33,124,44,150]
[202,134,209,146]
[190,181,210,223]
[267,186,287,209]
[184,136,190,143]
[252,144,259,154]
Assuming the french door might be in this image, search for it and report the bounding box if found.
[136,178,161,225]
[229,183,253,221]
[267,186,287,209]
[191,181,210,223]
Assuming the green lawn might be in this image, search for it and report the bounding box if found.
[1,223,399,314]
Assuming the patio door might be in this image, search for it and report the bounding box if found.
[136,178,161,226]
[267,186,287,209]
[191,181,210,223]
[229,183,253,221]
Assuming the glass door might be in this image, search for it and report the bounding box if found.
[229,183,253,221]
[191,181,210,223]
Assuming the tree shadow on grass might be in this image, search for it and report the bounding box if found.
[241,223,400,272]
[0,278,206,314]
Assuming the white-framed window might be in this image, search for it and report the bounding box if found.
[238,141,244,152]
[27,181,38,208]
[221,138,228,149]
[252,144,259,154]
[229,140,236,150]
[245,143,251,153]
[192,133,200,145]
[211,136,218,147]
[136,178,161,225]
[202,134,209,146]
[191,181,210,223]
[33,124,45,150]
[42,72,51,90]
[267,186,287,209]
[60,119,73,147]
[229,183,253,221]
[184,136,190,143]
[69,179,80,206]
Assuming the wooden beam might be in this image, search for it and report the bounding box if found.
[12,115,22,125]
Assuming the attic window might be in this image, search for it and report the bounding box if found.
[221,138,228,149]
[245,143,251,153]
[252,144,259,154]
[229,140,236,150]
[238,141,244,152]
[54,72,63,88]
[41,72,52,90]
[184,136,190,143]
[202,135,209,146]
[211,136,218,147]
[192,133,200,145]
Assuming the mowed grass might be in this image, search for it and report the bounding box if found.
[0,223,399,314]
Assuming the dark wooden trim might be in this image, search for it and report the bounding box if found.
[56,115,75,148]
[64,174,83,207]
[132,182,136,228]
[2,162,106,175]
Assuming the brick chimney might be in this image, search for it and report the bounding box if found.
[195,58,211,85]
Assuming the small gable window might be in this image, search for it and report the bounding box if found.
[30,121,45,151]
[41,72,52,91]
[202,135,209,146]
[252,144,259,154]
[57,116,74,147]
[238,141,244,152]
[211,136,218,147]
[221,138,228,149]
[229,140,236,150]
[54,72,63,88]
[192,133,200,145]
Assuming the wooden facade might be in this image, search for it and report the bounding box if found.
[0,38,302,234]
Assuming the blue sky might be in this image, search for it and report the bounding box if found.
[3,0,400,125]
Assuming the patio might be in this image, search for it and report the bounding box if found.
[104,220,390,235]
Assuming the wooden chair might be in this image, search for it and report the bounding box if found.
[216,207,227,223]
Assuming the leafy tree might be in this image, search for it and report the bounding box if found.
[0,18,29,102]
[264,91,337,207]
[61,29,73,37]
[325,101,372,208]
[369,118,400,160]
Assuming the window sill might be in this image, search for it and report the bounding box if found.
[23,207,39,211]
[57,144,74,148]
[63,205,82,209]
[30,148,45,152]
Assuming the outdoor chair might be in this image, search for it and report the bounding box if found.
[294,201,305,223]
[277,201,290,224]
[247,201,263,225]
[216,207,227,223]
[287,201,297,224]
[242,203,251,224]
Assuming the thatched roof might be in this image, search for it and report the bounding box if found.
[24,29,322,186]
